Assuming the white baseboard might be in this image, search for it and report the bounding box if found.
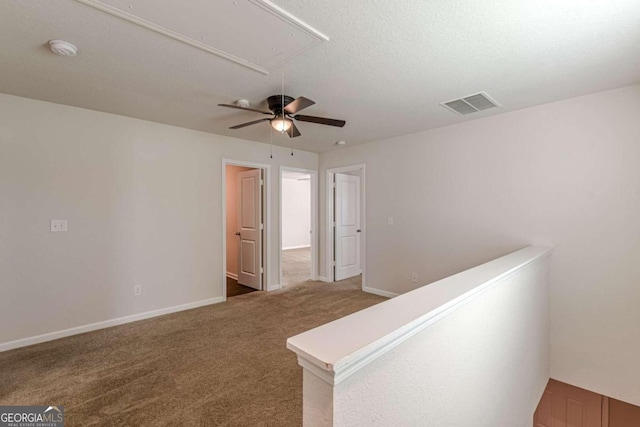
[0,296,225,353]
[363,286,399,299]
[267,283,282,291]
[317,276,329,282]
[282,245,311,251]
[226,272,238,280]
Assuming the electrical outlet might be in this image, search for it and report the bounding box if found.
[411,273,418,283]
[134,285,142,296]
[50,219,68,232]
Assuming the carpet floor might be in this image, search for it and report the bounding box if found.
[282,248,311,288]
[0,276,383,426]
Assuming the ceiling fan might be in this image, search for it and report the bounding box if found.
[218,95,346,138]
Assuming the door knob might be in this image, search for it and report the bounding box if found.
[235,232,241,236]
[357,229,361,233]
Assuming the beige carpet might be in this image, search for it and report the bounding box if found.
[0,276,382,426]
[282,247,311,288]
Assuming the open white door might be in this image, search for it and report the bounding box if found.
[334,173,361,281]
[237,169,262,290]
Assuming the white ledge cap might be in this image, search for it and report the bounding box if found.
[286,245,553,385]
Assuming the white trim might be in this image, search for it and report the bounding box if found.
[75,0,269,75]
[282,244,311,250]
[317,276,329,282]
[326,164,367,289]
[267,283,283,291]
[288,246,553,385]
[247,0,329,72]
[226,272,238,280]
[222,159,271,299]
[363,286,399,299]
[249,0,329,42]
[297,355,335,384]
[76,1,328,75]
[0,297,225,353]
[279,166,319,288]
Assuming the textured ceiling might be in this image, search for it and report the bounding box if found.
[1,0,639,153]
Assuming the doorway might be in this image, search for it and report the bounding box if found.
[534,378,640,427]
[326,164,366,288]
[279,167,318,288]
[223,160,270,299]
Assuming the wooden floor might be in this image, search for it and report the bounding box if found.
[226,276,256,297]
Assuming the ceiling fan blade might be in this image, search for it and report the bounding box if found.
[229,118,271,129]
[284,97,315,114]
[294,114,346,127]
[287,121,301,138]
[218,104,272,115]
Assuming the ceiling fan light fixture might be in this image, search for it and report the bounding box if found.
[271,115,292,132]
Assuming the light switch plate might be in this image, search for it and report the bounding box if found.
[387,216,394,226]
[50,219,68,232]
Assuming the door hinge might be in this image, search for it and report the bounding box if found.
[333,182,336,188]
[333,221,336,228]
[260,179,264,186]
[260,223,264,230]
[332,260,336,267]
[260,267,264,274]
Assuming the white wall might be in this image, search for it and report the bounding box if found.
[282,177,311,249]
[333,252,550,426]
[289,246,551,427]
[0,93,318,347]
[337,252,549,426]
[318,84,640,406]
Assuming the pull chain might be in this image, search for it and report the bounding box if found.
[281,51,285,136]
[282,51,293,156]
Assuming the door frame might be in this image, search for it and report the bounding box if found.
[222,159,271,300]
[325,164,366,289]
[279,166,319,287]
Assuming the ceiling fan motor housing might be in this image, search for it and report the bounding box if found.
[267,95,295,115]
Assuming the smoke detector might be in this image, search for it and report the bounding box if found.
[48,40,78,57]
[441,92,500,116]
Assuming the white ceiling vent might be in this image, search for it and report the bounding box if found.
[441,92,500,116]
